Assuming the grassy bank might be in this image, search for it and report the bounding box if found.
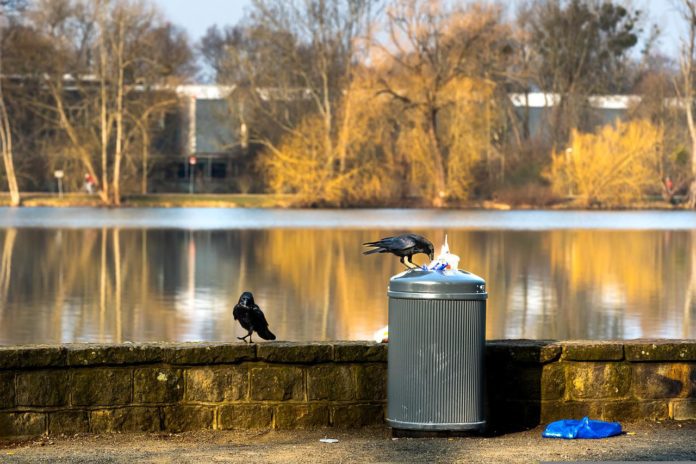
[0,193,293,208]
[0,192,687,209]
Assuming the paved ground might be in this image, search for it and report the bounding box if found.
[1,421,695,463]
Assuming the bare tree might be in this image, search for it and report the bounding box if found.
[676,0,696,208]
[22,0,192,205]
[208,0,379,201]
[374,0,510,206]
[523,0,643,144]
[0,0,24,206]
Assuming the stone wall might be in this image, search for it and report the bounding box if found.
[0,340,693,438]
[486,340,696,433]
[0,342,385,439]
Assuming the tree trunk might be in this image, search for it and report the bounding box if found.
[112,77,124,206]
[0,86,20,207]
[688,180,696,209]
[680,0,696,209]
[112,18,126,207]
[689,130,696,208]
[98,2,111,206]
[141,131,149,195]
[686,102,696,209]
[427,109,447,207]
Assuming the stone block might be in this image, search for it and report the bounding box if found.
[164,343,256,365]
[672,400,696,420]
[71,368,131,406]
[16,370,69,407]
[185,366,248,403]
[541,364,566,400]
[602,400,669,422]
[562,341,624,361]
[355,364,387,401]
[163,405,214,432]
[134,368,183,403]
[0,346,67,369]
[624,341,696,361]
[486,340,561,364]
[67,343,164,366]
[250,367,304,401]
[540,400,603,423]
[333,342,387,362]
[568,363,631,399]
[307,365,355,401]
[218,404,273,430]
[0,372,14,408]
[274,404,329,429]
[332,404,384,428]
[90,407,161,433]
[0,412,45,438]
[48,410,90,435]
[632,363,690,399]
[257,343,333,363]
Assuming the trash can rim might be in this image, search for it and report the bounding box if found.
[387,290,488,300]
[388,268,487,299]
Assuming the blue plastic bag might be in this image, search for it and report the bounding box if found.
[542,416,622,439]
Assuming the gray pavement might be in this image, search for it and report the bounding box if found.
[1,421,695,463]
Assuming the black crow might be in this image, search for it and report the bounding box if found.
[362,233,435,269]
[233,291,276,343]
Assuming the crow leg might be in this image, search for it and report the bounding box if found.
[237,331,252,343]
[403,256,418,269]
[399,256,411,270]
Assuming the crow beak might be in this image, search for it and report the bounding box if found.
[429,252,434,260]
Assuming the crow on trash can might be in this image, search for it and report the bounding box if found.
[362,233,434,269]
[233,291,276,343]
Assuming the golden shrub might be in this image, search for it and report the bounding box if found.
[260,77,401,206]
[548,119,663,206]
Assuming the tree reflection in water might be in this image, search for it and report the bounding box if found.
[0,228,693,343]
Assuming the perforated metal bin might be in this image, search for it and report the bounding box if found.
[386,269,487,432]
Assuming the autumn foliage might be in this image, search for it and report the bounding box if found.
[548,120,663,207]
[260,1,508,206]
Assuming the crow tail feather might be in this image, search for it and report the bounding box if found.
[257,327,276,340]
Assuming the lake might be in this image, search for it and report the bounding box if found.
[0,208,694,344]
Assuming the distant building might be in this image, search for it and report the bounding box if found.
[149,84,257,193]
[509,92,639,138]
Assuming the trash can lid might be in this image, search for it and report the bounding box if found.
[388,269,487,300]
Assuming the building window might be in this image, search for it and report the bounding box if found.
[211,162,226,179]
[177,163,188,179]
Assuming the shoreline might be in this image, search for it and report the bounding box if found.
[0,192,688,211]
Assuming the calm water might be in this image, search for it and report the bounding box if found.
[0,208,694,344]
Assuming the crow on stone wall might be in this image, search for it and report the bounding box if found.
[233,291,276,343]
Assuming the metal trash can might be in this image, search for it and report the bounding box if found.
[386,269,487,432]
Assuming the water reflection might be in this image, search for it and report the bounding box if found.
[0,227,694,343]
